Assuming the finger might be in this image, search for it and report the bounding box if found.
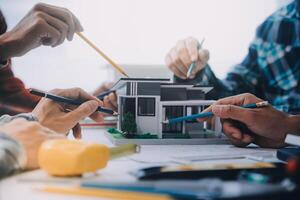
[176,40,192,68]
[37,19,61,47]
[198,94,261,122]
[241,133,254,144]
[190,49,209,78]
[169,47,188,76]
[65,100,99,123]
[222,120,254,147]
[185,37,199,61]
[223,121,243,140]
[211,105,253,122]
[214,93,263,107]
[165,54,186,79]
[104,95,118,111]
[197,105,213,122]
[34,3,76,41]
[72,123,82,139]
[38,12,68,46]
[108,93,118,108]
[222,122,251,147]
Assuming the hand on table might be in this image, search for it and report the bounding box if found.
[32,88,104,139]
[0,3,83,60]
[0,119,65,169]
[199,93,291,148]
[165,37,209,80]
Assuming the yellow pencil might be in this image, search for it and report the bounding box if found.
[39,186,173,200]
[76,32,129,78]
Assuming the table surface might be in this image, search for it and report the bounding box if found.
[0,128,279,200]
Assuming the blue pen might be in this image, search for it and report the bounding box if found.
[29,88,118,116]
[186,38,205,78]
[163,101,269,124]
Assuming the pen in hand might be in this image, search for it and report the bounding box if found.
[186,38,205,78]
[163,101,269,124]
[29,88,119,116]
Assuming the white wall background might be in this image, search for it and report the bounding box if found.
[0,0,289,92]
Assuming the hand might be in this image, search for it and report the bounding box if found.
[32,88,104,139]
[103,92,118,112]
[93,82,118,111]
[0,3,83,60]
[200,93,290,148]
[0,119,65,169]
[165,37,209,80]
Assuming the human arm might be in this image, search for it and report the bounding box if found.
[93,82,118,111]
[0,85,104,176]
[0,132,26,179]
[0,113,38,178]
[32,88,104,139]
[201,93,300,148]
[0,113,64,178]
[0,3,83,61]
[0,119,65,178]
[0,62,41,116]
[165,37,264,100]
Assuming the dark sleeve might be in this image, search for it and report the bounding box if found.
[0,60,41,115]
[173,64,233,100]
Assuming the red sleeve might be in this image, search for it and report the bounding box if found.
[0,60,41,115]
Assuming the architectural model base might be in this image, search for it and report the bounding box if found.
[104,130,230,145]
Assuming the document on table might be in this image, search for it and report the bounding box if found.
[127,145,276,164]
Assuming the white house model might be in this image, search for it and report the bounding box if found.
[110,78,221,139]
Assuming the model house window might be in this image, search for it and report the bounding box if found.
[138,98,155,116]
[162,106,183,133]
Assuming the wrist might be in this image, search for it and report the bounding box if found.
[286,115,300,135]
[0,31,18,61]
[12,113,39,122]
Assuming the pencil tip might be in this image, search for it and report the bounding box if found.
[256,101,269,107]
[113,111,119,116]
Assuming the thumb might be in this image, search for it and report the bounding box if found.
[40,26,61,47]
[66,100,99,122]
[211,105,250,122]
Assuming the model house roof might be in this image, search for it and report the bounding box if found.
[113,78,213,100]
[110,78,170,91]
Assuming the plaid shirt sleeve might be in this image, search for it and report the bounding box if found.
[175,1,300,114]
[0,60,41,116]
